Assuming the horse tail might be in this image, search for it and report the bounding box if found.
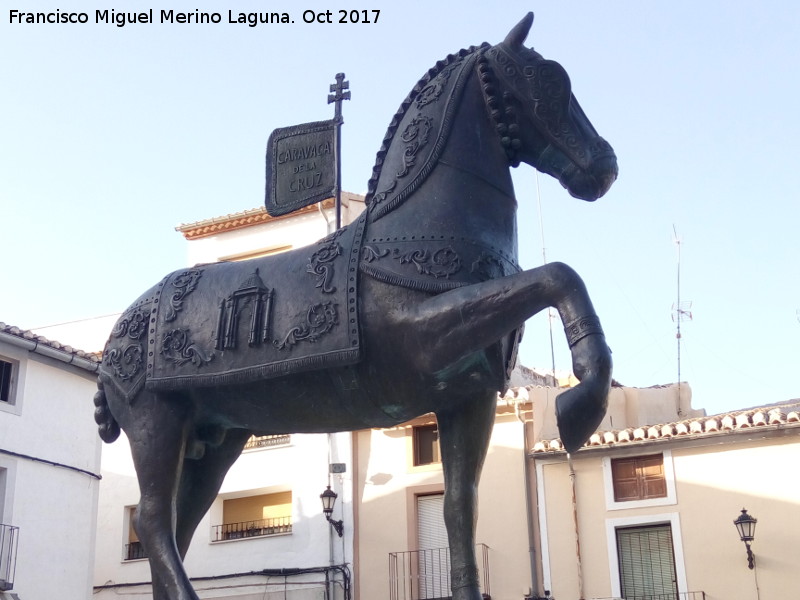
[93,378,121,443]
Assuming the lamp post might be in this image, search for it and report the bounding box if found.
[320,485,344,537]
[733,508,757,569]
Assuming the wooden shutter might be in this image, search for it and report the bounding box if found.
[612,454,667,501]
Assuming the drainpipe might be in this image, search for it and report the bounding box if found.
[567,454,584,600]
[516,401,540,597]
[318,200,335,235]
[351,430,360,600]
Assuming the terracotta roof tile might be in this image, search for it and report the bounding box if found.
[532,400,800,454]
[0,322,102,364]
[174,193,365,240]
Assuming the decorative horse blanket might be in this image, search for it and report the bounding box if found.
[99,215,367,401]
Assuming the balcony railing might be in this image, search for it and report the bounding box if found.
[0,524,19,591]
[243,434,291,450]
[389,544,490,600]
[592,593,706,600]
[124,540,147,561]
[212,516,292,542]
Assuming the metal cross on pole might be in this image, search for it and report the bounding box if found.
[328,73,350,229]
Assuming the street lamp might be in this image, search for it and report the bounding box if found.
[320,485,344,537]
[733,508,757,569]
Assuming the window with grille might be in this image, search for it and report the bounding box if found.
[124,506,146,561]
[616,524,678,599]
[611,454,667,502]
[413,424,440,466]
[417,493,449,599]
[213,491,292,541]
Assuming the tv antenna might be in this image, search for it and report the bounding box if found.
[535,171,557,378]
[672,226,692,415]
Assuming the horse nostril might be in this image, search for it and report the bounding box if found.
[593,155,619,197]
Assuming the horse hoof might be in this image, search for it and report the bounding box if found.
[556,376,609,453]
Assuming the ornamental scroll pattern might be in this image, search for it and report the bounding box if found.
[368,55,475,218]
[275,302,339,350]
[164,269,203,322]
[307,230,345,294]
[396,115,434,178]
[362,244,462,279]
[160,328,215,367]
[370,115,434,209]
[361,238,519,294]
[471,252,508,282]
[415,63,456,108]
[394,246,462,279]
[106,307,148,381]
[107,345,144,382]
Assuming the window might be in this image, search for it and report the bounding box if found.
[0,357,23,414]
[604,513,688,598]
[124,507,146,561]
[213,491,292,541]
[611,454,666,502]
[413,425,440,466]
[417,494,449,599]
[0,360,14,404]
[616,524,678,599]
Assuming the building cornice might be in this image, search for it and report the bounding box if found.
[175,194,370,240]
[0,322,101,373]
[531,401,800,456]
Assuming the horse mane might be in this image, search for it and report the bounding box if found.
[364,42,491,207]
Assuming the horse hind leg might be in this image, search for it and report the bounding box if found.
[124,390,199,600]
[174,427,252,558]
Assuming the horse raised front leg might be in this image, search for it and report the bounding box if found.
[436,393,497,600]
[401,261,611,452]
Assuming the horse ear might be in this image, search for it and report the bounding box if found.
[504,12,534,48]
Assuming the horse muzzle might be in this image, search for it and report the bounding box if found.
[561,151,618,202]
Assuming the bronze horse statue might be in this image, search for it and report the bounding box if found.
[94,13,617,600]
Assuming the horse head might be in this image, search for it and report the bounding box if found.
[479,13,618,201]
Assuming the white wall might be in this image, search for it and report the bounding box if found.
[0,341,101,600]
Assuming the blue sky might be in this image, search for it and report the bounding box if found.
[2,1,798,415]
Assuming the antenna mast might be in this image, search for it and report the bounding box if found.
[535,172,557,378]
[672,226,692,415]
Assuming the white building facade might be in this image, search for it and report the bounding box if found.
[0,323,102,600]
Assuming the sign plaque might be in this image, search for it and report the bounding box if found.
[265,119,337,216]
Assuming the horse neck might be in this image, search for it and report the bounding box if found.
[367,73,519,260]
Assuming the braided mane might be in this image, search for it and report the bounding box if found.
[364,43,491,206]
